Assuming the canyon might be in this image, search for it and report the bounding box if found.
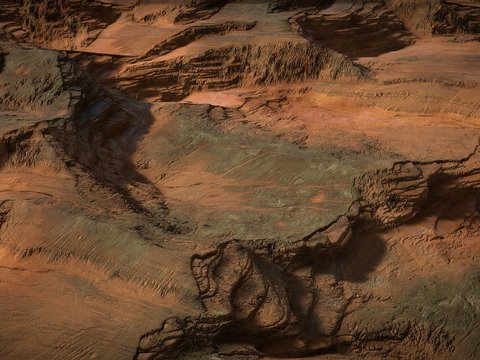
[0,1,479,359]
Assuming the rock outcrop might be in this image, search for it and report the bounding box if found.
[135,144,480,359]
[118,41,367,101]
[385,0,480,36]
[0,1,479,360]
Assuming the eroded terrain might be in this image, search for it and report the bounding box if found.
[0,1,479,359]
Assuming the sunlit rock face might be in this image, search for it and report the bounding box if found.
[0,1,479,359]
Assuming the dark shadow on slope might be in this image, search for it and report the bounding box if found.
[405,176,480,237]
[269,0,334,12]
[335,223,387,283]
[0,51,5,72]
[297,4,414,59]
[54,80,189,234]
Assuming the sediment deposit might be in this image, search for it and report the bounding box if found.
[0,1,479,359]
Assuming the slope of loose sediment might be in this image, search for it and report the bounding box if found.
[0,1,479,360]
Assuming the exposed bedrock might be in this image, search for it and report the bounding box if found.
[432,1,480,35]
[268,0,334,12]
[136,143,480,359]
[0,45,81,168]
[174,0,229,23]
[48,75,191,234]
[132,0,230,24]
[20,0,73,35]
[385,0,480,36]
[354,145,480,227]
[0,46,182,233]
[0,1,479,359]
[118,42,367,101]
[9,0,126,48]
[296,1,415,58]
[0,46,79,113]
[139,21,258,60]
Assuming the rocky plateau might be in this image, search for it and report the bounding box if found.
[0,0,480,359]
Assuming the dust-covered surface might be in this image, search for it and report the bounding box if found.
[0,1,479,359]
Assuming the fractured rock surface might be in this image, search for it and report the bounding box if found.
[0,1,479,359]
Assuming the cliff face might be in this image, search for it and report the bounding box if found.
[385,0,480,35]
[0,1,480,360]
[117,41,367,101]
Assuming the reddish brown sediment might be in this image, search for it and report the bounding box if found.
[0,1,479,359]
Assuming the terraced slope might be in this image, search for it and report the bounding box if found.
[0,1,479,359]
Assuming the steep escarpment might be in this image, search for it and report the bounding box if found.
[1,1,479,360]
[0,45,79,113]
[0,45,81,169]
[53,84,182,232]
[268,0,333,12]
[139,21,257,60]
[296,1,415,58]
[354,148,480,227]
[20,0,75,41]
[385,0,480,36]
[7,0,126,49]
[432,1,480,35]
[133,0,228,24]
[174,0,229,23]
[135,144,480,359]
[119,42,367,101]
